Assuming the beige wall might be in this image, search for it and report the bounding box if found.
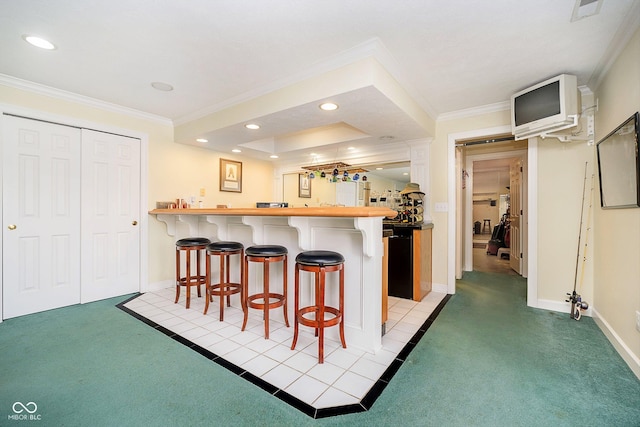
[592,27,640,370]
[536,137,594,304]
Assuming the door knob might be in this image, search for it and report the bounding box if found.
[7,224,16,230]
[132,220,138,226]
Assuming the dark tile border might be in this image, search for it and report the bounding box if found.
[116,293,451,419]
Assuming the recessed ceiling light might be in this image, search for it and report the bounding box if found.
[151,82,174,91]
[269,154,279,159]
[347,147,355,150]
[22,35,56,50]
[376,167,383,170]
[196,138,208,143]
[245,123,260,130]
[232,149,242,153]
[319,102,338,111]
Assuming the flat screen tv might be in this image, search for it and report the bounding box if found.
[511,74,579,140]
[596,112,640,209]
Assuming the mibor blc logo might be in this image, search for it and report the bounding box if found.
[8,401,41,421]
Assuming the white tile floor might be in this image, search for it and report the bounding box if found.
[124,288,446,410]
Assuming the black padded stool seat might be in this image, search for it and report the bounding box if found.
[291,250,346,363]
[177,237,212,247]
[242,245,289,339]
[204,241,245,321]
[175,237,211,309]
[295,250,345,266]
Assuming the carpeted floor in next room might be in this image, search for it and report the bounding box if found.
[1,271,639,426]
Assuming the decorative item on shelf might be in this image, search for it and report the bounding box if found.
[300,162,369,184]
[398,182,425,224]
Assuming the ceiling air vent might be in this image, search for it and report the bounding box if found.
[571,0,603,22]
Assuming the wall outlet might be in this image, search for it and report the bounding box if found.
[636,310,640,332]
[586,115,595,136]
[435,202,448,212]
[199,187,206,197]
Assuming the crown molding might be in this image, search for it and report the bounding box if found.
[0,73,173,126]
[437,101,510,122]
[587,1,640,92]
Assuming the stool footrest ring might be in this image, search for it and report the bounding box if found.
[296,305,342,329]
[247,293,286,310]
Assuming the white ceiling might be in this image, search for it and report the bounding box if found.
[2,0,639,171]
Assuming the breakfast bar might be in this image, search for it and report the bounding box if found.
[149,206,397,353]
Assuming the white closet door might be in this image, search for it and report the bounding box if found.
[81,129,140,303]
[2,116,82,318]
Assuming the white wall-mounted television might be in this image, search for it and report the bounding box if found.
[511,74,579,140]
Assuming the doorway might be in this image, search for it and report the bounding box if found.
[457,135,528,278]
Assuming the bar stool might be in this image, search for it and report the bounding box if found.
[204,241,245,321]
[175,237,211,309]
[241,245,289,339]
[291,250,346,363]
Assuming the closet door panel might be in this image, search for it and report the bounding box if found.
[81,129,140,302]
[2,116,81,318]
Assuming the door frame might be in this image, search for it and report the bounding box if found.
[463,149,527,274]
[0,103,149,323]
[448,125,539,308]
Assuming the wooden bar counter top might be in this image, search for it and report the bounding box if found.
[149,206,397,218]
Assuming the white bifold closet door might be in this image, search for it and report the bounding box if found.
[2,116,140,319]
[2,116,82,318]
[80,129,140,303]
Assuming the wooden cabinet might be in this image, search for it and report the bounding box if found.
[412,226,432,301]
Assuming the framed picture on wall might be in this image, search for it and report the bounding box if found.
[220,158,242,192]
[299,173,311,198]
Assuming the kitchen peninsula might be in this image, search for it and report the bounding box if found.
[150,206,397,353]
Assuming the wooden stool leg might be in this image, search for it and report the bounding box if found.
[219,252,225,321]
[282,256,289,327]
[175,247,180,304]
[203,252,211,315]
[339,264,346,349]
[241,256,249,331]
[196,249,202,298]
[225,254,232,307]
[318,266,326,363]
[314,270,321,338]
[185,248,192,309]
[263,259,270,339]
[291,264,300,350]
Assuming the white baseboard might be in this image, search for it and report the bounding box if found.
[536,298,593,318]
[143,280,173,293]
[592,308,640,380]
[432,282,449,294]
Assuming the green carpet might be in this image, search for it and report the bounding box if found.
[1,272,639,426]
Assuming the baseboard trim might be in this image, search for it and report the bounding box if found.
[144,280,173,293]
[536,298,593,318]
[592,308,640,380]
[432,283,449,294]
